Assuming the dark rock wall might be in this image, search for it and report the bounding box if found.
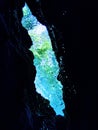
[0,0,97,130]
[38,0,97,130]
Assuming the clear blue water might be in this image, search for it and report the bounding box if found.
[21,3,65,116]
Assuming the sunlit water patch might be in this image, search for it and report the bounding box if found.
[22,3,65,116]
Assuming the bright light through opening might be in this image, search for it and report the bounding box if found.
[22,3,65,116]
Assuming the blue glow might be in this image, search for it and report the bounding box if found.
[22,3,65,116]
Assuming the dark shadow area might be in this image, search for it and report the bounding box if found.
[40,0,97,130]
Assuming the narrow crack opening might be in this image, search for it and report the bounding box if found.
[21,3,65,116]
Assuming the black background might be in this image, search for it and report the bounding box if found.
[61,1,97,130]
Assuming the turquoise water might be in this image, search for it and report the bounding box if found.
[22,3,65,116]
